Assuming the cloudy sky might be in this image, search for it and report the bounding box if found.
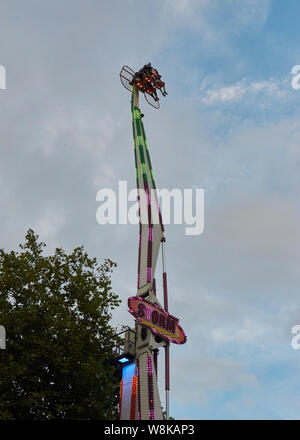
[1,0,300,420]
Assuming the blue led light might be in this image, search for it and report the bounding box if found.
[119,357,130,363]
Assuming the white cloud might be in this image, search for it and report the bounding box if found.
[162,0,271,42]
[203,81,247,104]
[201,77,288,105]
[32,208,66,252]
[211,318,268,345]
[171,352,258,404]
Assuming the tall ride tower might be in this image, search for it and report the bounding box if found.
[117,65,186,420]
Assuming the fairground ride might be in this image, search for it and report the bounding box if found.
[115,64,187,421]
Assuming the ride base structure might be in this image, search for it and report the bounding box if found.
[116,65,186,421]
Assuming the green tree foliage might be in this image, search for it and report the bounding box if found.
[0,229,121,419]
[162,406,175,420]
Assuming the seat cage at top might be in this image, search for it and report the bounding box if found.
[120,65,160,109]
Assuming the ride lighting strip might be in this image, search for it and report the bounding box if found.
[135,104,153,285]
[118,380,123,420]
[130,376,138,420]
[136,361,141,420]
[147,355,155,420]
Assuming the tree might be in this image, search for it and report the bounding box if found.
[0,229,121,419]
[162,407,175,420]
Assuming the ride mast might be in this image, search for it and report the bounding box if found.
[117,65,186,421]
